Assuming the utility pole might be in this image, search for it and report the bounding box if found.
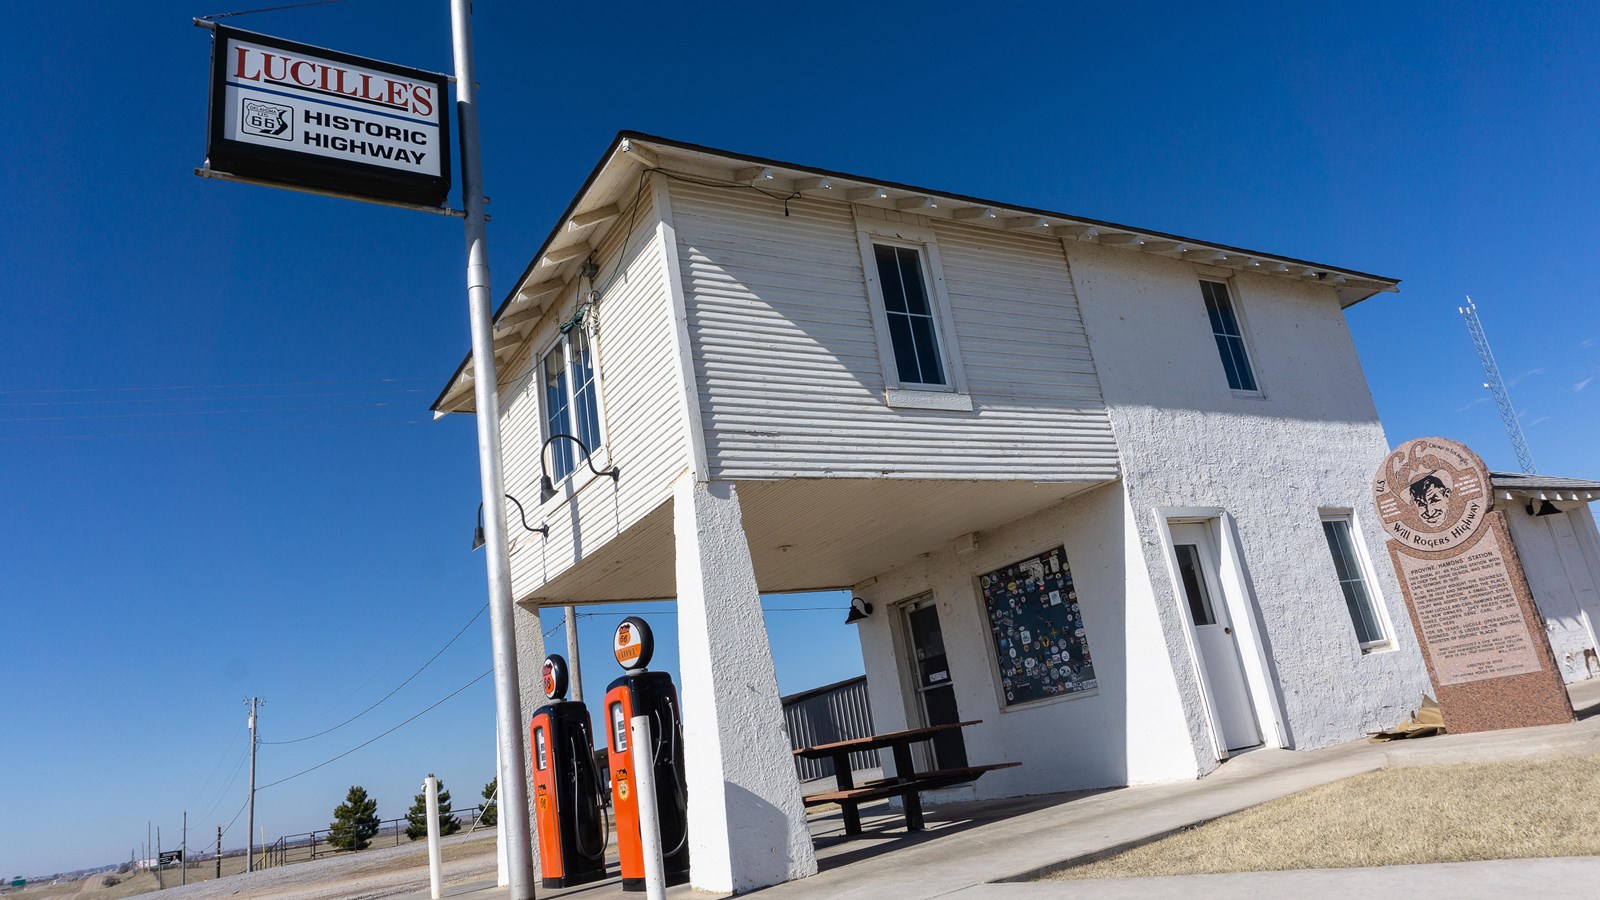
[448,2,535,896]
[565,606,583,702]
[215,826,222,880]
[245,697,261,873]
[182,811,187,886]
[157,827,164,890]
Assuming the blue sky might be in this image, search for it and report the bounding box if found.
[4,0,1599,878]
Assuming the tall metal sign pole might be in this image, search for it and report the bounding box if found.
[448,2,536,895]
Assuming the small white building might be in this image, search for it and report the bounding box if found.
[433,133,1436,891]
[1494,473,1600,682]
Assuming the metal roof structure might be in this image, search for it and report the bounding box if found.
[1491,472,1600,501]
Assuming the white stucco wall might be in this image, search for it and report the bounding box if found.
[1065,242,1434,753]
[852,481,1200,799]
[1504,502,1600,682]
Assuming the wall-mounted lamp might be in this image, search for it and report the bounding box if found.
[845,596,873,625]
[473,493,548,551]
[538,433,620,501]
[1528,499,1562,517]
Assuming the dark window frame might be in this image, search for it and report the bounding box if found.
[1200,279,1260,394]
[855,219,968,398]
[1320,513,1390,650]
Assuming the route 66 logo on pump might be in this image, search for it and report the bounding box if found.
[613,616,654,671]
[541,654,569,700]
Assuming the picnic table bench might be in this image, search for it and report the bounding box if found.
[794,720,1019,835]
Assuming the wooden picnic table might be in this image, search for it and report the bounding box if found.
[793,720,1018,835]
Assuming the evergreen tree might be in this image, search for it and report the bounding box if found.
[479,777,497,827]
[327,785,381,851]
[406,777,461,841]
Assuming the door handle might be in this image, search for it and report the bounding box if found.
[1223,627,1233,635]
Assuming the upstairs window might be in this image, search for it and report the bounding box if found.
[872,243,949,388]
[541,326,602,484]
[1201,280,1258,393]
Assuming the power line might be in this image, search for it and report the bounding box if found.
[0,419,426,443]
[199,0,352,20]
[184,726,246,810]
[220,797,249,839]
[262,603,488,745]
[0,375,430,396]
[0,387,424,408]
[197,746,251,825]
[294,619,436,733]
[257,669,492,791]
[0,401,404,424]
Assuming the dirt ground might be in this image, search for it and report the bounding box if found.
[1051,751,1600,879]
[11,831,500,900]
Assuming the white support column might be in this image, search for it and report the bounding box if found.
[511,601,547,876]
[673,475,817,893]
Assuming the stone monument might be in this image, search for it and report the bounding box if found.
[1374,437,1573,732]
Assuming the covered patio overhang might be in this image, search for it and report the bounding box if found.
[514,477,1112,607]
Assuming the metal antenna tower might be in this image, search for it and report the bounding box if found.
[1459,295,1537,473]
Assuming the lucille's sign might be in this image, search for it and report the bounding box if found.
[204,25,451,207]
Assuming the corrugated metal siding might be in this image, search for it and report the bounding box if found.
[783,676,880,781]
[498,185,690,600]
[669,180,1119,481]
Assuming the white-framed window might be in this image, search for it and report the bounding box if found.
[1320,512,1390,650]
[855,220,968,403]
[540,326,602,485]
[1200,279,1259,393]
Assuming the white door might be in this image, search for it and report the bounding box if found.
[1547,512,1600,661]
[1170,523,1262,753]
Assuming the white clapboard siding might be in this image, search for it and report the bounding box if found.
[668,179,1119,481]
[496,186,689,602]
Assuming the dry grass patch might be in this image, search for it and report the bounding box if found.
[1051,752,1600,880]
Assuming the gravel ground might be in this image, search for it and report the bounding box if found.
[135,830,499,900]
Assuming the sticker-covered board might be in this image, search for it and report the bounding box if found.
[980,547,1096,706]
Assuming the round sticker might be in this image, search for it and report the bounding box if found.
[613,616,654,671]
[541,654,570,700]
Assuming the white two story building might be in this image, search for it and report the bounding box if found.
[432,133,1434,892]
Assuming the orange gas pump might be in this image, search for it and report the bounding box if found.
[603,617,690,890]
[529,654,608,888]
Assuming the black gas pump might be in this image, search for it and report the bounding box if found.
[603,617,691,890]
[529,654,608,888]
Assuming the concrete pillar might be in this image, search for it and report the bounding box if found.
[674,476,818,892]
[511,601,547,875]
